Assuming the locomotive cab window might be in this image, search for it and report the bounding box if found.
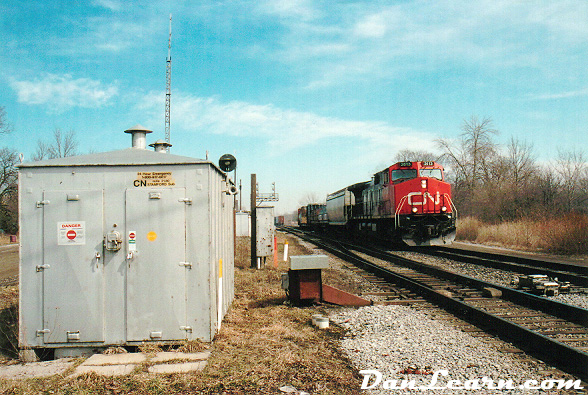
[375,171,389,185]
[419,169,443,180]
[391,169,417,182]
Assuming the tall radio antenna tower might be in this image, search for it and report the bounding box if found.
[164,14,172,150]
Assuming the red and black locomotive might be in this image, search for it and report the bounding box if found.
[325,161,456,246]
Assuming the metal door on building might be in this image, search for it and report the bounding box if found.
[41,190,105,344]
[125,188,189,341]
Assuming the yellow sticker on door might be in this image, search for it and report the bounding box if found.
[147,231,157,241]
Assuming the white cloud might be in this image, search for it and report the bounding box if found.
[530,88,588,100]
[261,0,588,88]
[256,0,318,21]
[353,13,388,38]
[136,91,437,161]
[92,0,122,11]
[10,74,118,112]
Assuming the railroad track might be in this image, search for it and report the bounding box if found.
[415,245,588,289]
[283,227,588,382]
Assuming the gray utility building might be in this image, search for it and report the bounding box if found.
[18,125,235,356]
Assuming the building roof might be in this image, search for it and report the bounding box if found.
[18,148,208,168]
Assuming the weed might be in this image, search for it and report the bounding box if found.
[457,214,588,255]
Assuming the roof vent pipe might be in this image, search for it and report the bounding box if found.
[149,139,172,153]
[124,124,153,149]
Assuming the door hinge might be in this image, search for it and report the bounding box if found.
[36,200,50,208]
[178,198,192,205]
[36,329,50,336]
[180,326,192,333]
[178,262,192,268]
[36,264,50,272]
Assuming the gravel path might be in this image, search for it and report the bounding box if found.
[330,305,581,394]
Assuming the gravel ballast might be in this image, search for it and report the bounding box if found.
[330,305,581,394]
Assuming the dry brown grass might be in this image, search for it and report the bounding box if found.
[456,214,588,255]
[0,234,361,394]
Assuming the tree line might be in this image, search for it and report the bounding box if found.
[1,108,586,233]
[398,116,588,222]
[0,106,79,234]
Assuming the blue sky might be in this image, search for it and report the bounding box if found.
[1,0,587,214]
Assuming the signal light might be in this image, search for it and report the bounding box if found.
[441,206,447,212]
[421,180,427,189]
[412,207,418,213]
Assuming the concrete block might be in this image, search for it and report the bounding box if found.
[0,360,74,379]
[81,353,146,366]
[73,364,137,376]
[151,351,211,363]
[289,255,329,270]
[19,349,39,363]
[148,361,207,374]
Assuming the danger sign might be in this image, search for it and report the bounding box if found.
[58,221,86,245]
[128,230,137,251]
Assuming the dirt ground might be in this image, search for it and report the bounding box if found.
[0,245,18,284]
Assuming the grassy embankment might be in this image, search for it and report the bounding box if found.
[457,214,588,255]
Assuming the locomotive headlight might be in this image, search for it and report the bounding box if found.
[412,207,418,213]
[421,180,427,189]
[441,206,447,212]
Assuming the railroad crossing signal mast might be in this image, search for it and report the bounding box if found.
[164,14,172,150]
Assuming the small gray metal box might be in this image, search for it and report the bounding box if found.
[289,255,329,270]
[255,206,274,257]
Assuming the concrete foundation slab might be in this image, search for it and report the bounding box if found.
[148,361,207,374]
[2,350,212,379]
[81,353,147,366]
[151,351,211,363]
[0,359,75,379]
[73,364,137,377]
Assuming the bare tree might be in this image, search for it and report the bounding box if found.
[554,148,588,212]
[506,137,536,187]
[0,148,18,233]
[33,128,79,160]
[298,192,324,206]
[461,116,498,187]
[437,116,499,188]
[0,107,13,135]
[31,140,50,161]
[394,149,441,163]
[436,136,471,186]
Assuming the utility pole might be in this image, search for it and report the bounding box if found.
[164,14,172,150]
[250,174,257,268]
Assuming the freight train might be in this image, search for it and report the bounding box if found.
[298,161,456,246]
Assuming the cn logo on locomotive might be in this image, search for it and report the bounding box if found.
[407,191,441,206]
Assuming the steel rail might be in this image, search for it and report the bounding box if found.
[422,246,588,286]
[282,227,588,382]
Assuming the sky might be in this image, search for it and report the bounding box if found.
[1,0,587,215]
